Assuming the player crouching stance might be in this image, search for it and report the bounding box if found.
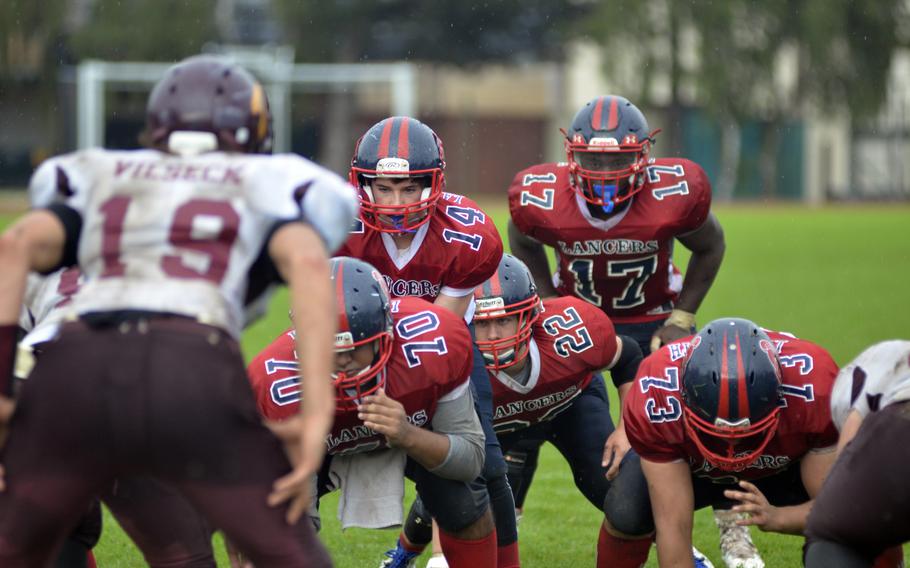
[389,254,657,567]
[248,257,497,567]
[622,318,841,568]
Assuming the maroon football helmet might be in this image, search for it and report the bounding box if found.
[145,55,272,154]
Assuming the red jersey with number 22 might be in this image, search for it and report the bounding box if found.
[624,331,839,482]
[508,158,711,323]
[490,297,618,434]
[247,297,472,456]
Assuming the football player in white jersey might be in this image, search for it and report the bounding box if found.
[0,55,357,567]
[804,340,910,568]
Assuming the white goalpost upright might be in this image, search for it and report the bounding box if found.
[76,45,417,153]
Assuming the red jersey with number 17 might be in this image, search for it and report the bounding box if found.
[247,296,472,456]
[337,192,503,302]
[624,331,839,483]
[490,297,618,434]
[508,158,711,323]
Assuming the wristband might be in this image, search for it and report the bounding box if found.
[665,309,696,332]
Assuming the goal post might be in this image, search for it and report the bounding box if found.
[76,45,417,153]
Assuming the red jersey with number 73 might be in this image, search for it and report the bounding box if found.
[508,158,712,323]
[624,331,839,483]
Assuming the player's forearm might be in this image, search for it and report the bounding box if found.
[507,221,557,297]
[675,242,724,314]
[766,501,813,535]
[397,425,451,472]
[654,528,695,568]
[272,225,336,435]
[0,232,30,325]
[434,292,472,319]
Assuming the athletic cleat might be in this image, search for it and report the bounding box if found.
[379,542,421,568]
[715,510,765,568]
[425,553,449,568]
[693,546,716,568]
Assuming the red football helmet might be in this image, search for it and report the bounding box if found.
[473,254,541,372]
[565,95,657,213]
[331,257,395,410]
[681,318,784,471]
[349,116,446,233]
[145,55,272,154]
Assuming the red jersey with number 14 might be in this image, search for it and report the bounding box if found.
[491,297,618,434]
[624,331,838,483]
[338,192,503,301]
[247,297,472,456]
[508,158,711,323]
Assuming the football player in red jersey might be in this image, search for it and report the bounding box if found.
[337,117,518,567]
[506,94,738,564]
[389,254,660,567]
[0,55,359,566]
[246,257,496,568]
[804,341,910,568]
[618,318,840,568]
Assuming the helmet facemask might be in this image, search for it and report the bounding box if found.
[351,166,443,233]
[566,137,650,213]
[683,406,781,472]
[332,330,394,411]
[473,294,541,372]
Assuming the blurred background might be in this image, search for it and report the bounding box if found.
[1,0,908,202]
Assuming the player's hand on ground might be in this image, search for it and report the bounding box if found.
[649,323,690,352]
[724,480,781,532]
[602,425,631,480]
[265,415,322,525]
[358,388,411,448]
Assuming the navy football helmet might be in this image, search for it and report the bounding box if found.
[330,257,394,409]
[565,95,657,213]
[473,254,541,372]
[681,318,783,471]
[145,55,272,154]
[350,116,446,233]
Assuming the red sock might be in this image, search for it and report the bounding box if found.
[596,524,651,568]
[399,532,426,555]
[438,528,497,568]
[498,540,520,568]
[872,546,904,568]
[86,550,97,568]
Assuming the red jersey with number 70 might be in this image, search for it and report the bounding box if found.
[508,158,712,324]
[623,331,839,483]
[247,296,472,456]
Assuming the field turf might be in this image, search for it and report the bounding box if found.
[1,200,908,567]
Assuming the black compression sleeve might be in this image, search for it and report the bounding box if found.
[43,202,83,274]
[609,334,644,388]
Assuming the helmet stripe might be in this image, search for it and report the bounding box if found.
[606,96,620,130]
[398,117,410,159]
[488,266,503,298]
[590,97,604,130]
[718,330,730,420]
[334,262,350,333]
[377,118,395,158]
[735,332,750,420]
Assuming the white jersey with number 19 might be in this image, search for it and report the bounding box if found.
[29,148,358,337]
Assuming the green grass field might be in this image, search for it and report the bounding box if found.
[2,200,909,567]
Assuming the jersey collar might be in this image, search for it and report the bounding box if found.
[492,338,541,395]
[573,189,632,232]
[380,222,431,271]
